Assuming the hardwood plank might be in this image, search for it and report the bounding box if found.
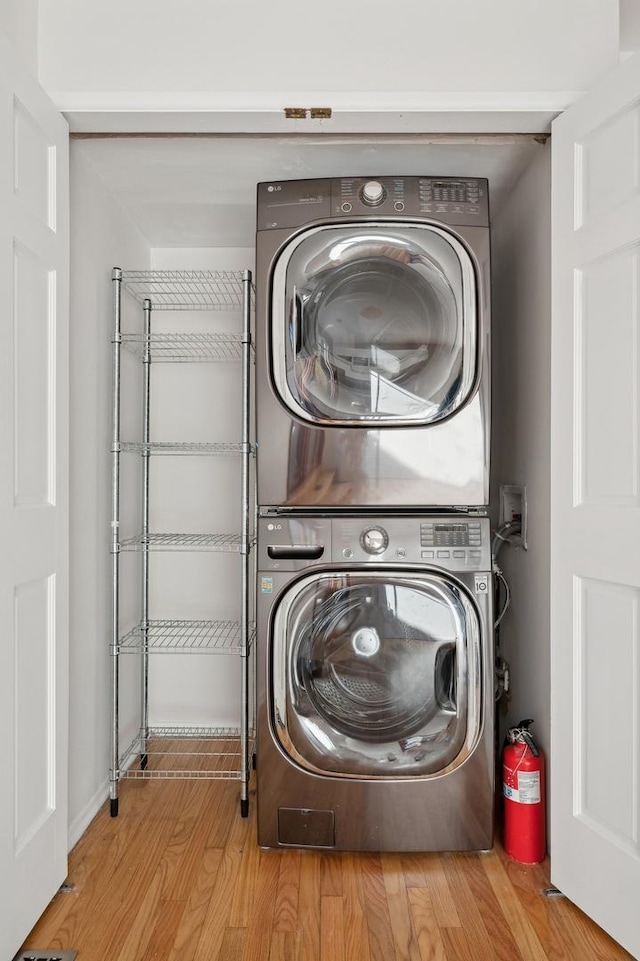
[191,809,247,960]
[167,848,224,961]
[440,853,516,961]
[205,781,243,849]
[72,803,177,960]
[361,855,399,961]
[141,899,187,961]
[114,868,165,961]
[480,851,549,961]
[273,849,302,933]
[320,895,345,961]
[228,794,261,927]
[295,852,321,961]
[501,855,571,960]
[381,854,421,961]
[157,782,210,902]
[420,855,461,929]
[449,852,526,961]
[240,851,280,961]
[269,931,296,961]
[218,927,248,961]
[408,887,448,961]
[399,854,429,889]
[320,851,343,896]
[341,852,372,961]
[439,926,478,961]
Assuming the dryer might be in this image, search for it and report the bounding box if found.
[255,176,491,510]
[256,513,494,851]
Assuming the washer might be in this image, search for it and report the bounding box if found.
[255,176,491,510]
[256,514,494,851]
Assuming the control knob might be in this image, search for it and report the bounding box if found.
[360,526,389,555]
[361,180,386,206]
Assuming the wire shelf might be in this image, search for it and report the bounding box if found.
[118,727,255,780]
[120,331,243,362]
[119,532,242,552]
[121,270,249,310]
[119,441,246,456]
[119,619,255,653]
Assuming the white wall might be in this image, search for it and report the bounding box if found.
[491,147,552,805]
[38,0,619,123]
[0,0,38,74]
[68,146,149,846]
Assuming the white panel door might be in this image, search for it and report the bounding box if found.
[551,51,640,960]
[0,29,69,960]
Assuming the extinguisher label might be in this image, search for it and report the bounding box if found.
[518,771,541,804]
[503,769,541,804]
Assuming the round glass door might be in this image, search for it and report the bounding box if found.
[270,224,478,426]
[271,570,482,778]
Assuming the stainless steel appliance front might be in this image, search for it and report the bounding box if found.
[256,514,494,851]
[255,176,491,509]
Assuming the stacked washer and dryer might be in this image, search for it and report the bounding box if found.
[254,176,493,851]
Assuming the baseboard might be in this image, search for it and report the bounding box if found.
[68,779,110,851]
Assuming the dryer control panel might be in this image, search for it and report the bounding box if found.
[332,177,488,226]
[257,176,489,229]
[258,514,491,572]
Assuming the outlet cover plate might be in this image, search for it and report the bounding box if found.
[499,484,527,549]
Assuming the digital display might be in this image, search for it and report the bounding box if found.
[425,180,480,205]
[434,525,469,546]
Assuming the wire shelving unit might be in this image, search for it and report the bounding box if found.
[109,267,254,817]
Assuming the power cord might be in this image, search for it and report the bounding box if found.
[492,519,522,704]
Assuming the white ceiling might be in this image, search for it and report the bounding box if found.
[73,135,546,248]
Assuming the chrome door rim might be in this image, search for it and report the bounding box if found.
[270,567,483,780]
[270,222,479,427]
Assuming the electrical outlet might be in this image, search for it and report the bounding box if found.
[499,484,527,549]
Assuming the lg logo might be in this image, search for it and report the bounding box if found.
[267,184,282,192]
[267,523,282,531]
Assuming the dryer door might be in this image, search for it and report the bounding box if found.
[270,224,478,426]
[271,569,483,778]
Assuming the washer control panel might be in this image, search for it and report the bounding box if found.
[334,516,489,569]
[259,515,490,571]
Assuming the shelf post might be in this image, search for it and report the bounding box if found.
[110,268,123,816]
[140,298,152,770]
[240,269,252,816]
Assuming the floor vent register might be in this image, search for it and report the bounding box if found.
[13,952,78,961]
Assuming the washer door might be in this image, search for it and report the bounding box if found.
[270,224,478,426]
[271,569,483,778]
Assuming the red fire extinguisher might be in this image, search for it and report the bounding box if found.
[502,719,546,863]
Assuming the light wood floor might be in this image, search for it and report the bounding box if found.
[24,778,633,961]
